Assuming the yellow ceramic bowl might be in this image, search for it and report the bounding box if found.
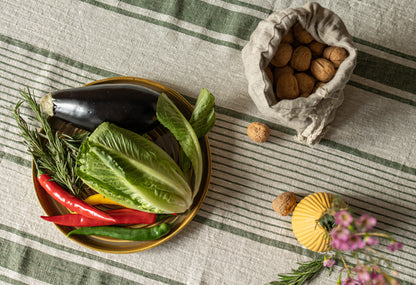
[291,192,333,252]
[33,76,212,253]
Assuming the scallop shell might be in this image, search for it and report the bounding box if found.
[292,192,333,252]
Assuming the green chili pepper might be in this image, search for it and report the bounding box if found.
[67,223,171,241]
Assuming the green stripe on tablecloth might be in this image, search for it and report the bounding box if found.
[0,146,413,252]
[80,0,242,50]
[1,210,412,283]
[208,186,291,226]
[118,0,258,40]
[213,118,416,194]
[0,274,27,285]
[0,151,31,168]
[0,74,61,98]
[0,222,319,283]
[4,87,416,210]
[216,0,416,62]
[211,150,416,231]
[348,80,416,106]
[211,141,416,214]
[208,175,416,255]
[210,169,416,248]
[1,89,37,114]
[213,154,414,227]
[2,95,412,278]
[2,84,416,179]
[1,34,416,178]
[224,0,416,62]
[0,53,83,86]
[0,45,95,82]
[0,35,118,79]
[220,0,272,14]
[1,32,415,109]
[355,51,416,94]
[210,154,416,229]
[320,138,416,175]
[83,0,416,94]
[199,200,416,267]
[0,238,143,285]
[213,106,416,176]
[2,86,416,184]
[211,175,273,203]
[0,69,57,90]
[351,37,416,62]
[0,224,185,285]
[192,215,412,285]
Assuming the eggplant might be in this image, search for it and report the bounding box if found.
[40,83,160,134]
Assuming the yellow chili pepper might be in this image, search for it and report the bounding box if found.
[84,193,125,207]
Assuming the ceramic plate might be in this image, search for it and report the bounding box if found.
[33,76,211,253]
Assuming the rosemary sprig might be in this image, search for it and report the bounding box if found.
[13,88,88,196]
[268,256,325,285]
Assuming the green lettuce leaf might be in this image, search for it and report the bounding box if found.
[189,88,216,138]
[156,93,203,198]
[76,122,192,214]
[181,88,215,182]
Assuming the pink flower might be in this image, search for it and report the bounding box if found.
[370,272,387,285]
[331,226,351,242]
[330,226,367,252]
[387,241,403,252]
[341,278,359,285]
[355,214,377,232]
[330,226,351,251]
[354,265,371,283]
[363,236,379,246]
[323,258,335,268]
[347,234,366,251]
[331,238,350,251]
[335,210,353,227]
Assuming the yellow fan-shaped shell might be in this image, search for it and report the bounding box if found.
[292,192,333,252]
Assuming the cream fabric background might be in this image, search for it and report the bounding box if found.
[0,0,415,284]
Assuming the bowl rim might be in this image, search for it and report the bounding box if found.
[32,76,212,253]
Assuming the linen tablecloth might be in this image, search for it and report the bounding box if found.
[1,1,415,284]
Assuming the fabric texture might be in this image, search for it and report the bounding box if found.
[242,2,357,145]
[0,0,415,284]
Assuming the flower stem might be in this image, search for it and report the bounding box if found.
[340,255,352,277]
[356,232,389,238]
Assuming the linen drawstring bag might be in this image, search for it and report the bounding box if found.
[241,2,357,145]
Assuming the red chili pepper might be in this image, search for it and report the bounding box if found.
[41,209,156,227]
[37,173,115,223]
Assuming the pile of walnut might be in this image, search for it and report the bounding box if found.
[266,22,348,100]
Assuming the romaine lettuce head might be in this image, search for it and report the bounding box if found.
[76,122,192,213]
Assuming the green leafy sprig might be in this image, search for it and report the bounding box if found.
[268,256,325,285]
[13,88,88,196]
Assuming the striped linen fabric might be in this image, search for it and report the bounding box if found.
[0,0,415,284]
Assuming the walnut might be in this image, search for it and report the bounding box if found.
[290,46,312,71]
[295,73,316,95]
[272,192,297,216]
[276,73,299,100]
[323,46,348,68]
[293,23,314,44]
[309,41,327,57]
[270,43,293,67]
[273,65,294,80]
[281,29,294,43]
[310,58,335,82]
[265,66,274,82]
[247,122,271,143]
